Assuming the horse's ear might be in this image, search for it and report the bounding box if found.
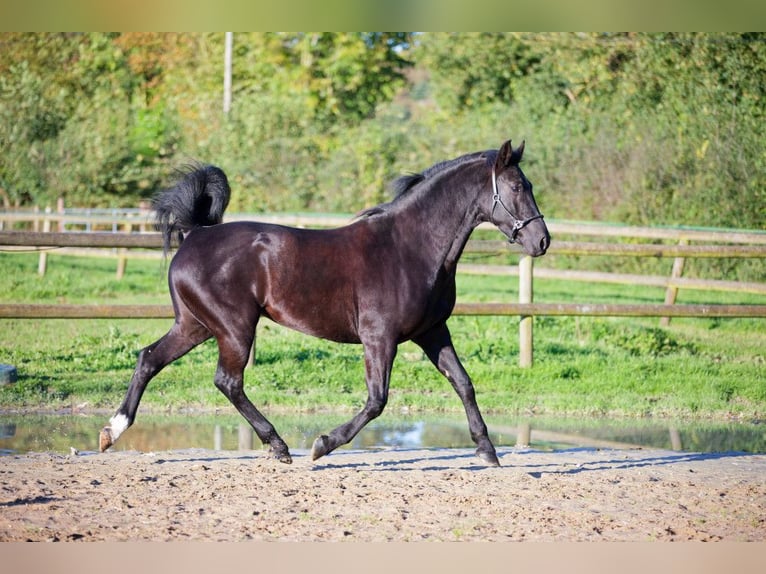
[511,140,525,165]
[496,140,514,169]
[496,139,525,168]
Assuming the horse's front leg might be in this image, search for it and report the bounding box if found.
[311,338,396,461]
[414,323,499,466]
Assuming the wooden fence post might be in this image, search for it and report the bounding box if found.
[519,255,534,367]
[37,214,51,276]
[56,197,65,232]
[116,251,128,279]
[116,223,131,279]
[660,238,689,327]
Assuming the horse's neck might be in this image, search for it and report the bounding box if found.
[397,164,486,274]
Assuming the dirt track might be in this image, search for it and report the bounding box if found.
[1,446,764,541]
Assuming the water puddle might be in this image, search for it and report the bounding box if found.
[0,412,763,455]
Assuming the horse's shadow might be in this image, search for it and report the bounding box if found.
[508,449,756,478]
[309,449,491,472]
[127,447,757,475]
[307,447,758,475]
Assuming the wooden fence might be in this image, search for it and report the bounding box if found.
[2,210,765,366]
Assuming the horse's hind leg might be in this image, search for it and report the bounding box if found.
[213,331,292,464]
[99,321,210,451]
[414,323,499,466]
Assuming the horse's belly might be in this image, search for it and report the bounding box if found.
[262,301,361,344]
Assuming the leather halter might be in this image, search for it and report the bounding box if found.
[490,168,544,243]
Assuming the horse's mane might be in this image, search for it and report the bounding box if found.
[355,150,497,219]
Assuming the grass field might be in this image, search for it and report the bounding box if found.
[1,251,764,421]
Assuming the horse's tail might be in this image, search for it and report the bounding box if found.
[152,163,231,253]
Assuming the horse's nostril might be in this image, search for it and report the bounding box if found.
[540,235,550,252]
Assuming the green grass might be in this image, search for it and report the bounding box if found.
[1,251,764,421]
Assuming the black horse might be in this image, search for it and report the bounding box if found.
[99,139,550,465]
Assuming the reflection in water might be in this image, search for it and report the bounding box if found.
[0,412,763,455]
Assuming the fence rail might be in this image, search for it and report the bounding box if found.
[2,303,764,320]
[2,214,765,366]
[0,230,163,248]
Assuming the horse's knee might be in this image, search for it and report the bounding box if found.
[135,347,152,370]
[134,345,164,378]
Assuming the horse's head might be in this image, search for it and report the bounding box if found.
[486,140,550,257]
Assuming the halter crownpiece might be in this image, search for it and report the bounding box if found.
[490,168,544,243]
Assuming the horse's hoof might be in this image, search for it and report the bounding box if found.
[476,448,500,467]
[267,443,293,464]
[99,426,113,452]
[311,435,331,461]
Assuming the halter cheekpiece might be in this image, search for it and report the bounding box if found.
[490,168,544,243]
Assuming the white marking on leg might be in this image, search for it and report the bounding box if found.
[109,414,130,441]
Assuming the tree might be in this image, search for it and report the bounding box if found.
[0,33,187,206]
[1,30,763,244]
[415,33,543,113]
[610,33,766,230]
[189,32,414,211]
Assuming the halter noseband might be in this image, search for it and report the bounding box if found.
[491,168,544,243]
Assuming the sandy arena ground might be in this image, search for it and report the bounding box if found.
[1,446,764,541]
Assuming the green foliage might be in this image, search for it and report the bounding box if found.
[179,32,412,211]
[592,323,697,357]
[416,33,544,111]
[1,33,763,232]
[0,33,180,207]
[608,33,766,231]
